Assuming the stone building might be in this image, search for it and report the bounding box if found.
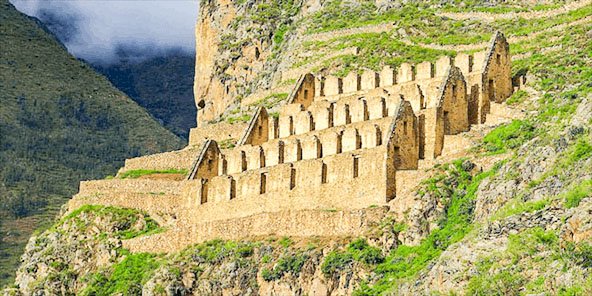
[67,32,514,252]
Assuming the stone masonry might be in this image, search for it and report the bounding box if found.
[68,32,513,252]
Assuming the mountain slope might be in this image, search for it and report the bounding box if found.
[21,5,197,140]
[0,0,184,286]
[93,51,197,140]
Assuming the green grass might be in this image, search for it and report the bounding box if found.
[305,1,432,34]
[81,253,162,295]
[441,2,562,13]
[58,205,162,240]
[529,135,592,189]
[248,93,288,109]
[562,180,592,209]
[481,120,535,155]
[218,138,237,149]
[491,198,550,221]
[118,169,188,179]
[466,227,592,295]
[305,32,453,77]
[505,89,528,105]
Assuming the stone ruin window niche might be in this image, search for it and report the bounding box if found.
[321,162,328,184]
[260,173,268,194]
[353,155,360,178]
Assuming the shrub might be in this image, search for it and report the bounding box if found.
[466,269,525,296]
[321,251,353,276]
[261,253,308,281]
[574,243,592,268]
[563,179,592,208]
[347,239,384,265]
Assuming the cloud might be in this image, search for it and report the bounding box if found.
[11,0,198,64]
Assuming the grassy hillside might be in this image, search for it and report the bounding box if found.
[93,51,197,140]
[0,0,184,286]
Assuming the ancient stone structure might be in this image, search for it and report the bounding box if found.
[68,32,513,252]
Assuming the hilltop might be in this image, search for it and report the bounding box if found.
[0,0,184,286]
[3,0,592,295]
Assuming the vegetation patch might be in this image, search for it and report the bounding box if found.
[355,160,502,294]
[179,240,256,265]
[321,250,354,277]
[491,198,550,221]
[118,169,188,179]
[81,253,162,296]
[59,205,162,240]
[307,32,453,76]
[562,179,592,209]
[261,252,308,281]
[218,138,237,150]
[481,120,535,155]
[249,93,288,109]
[505,89,528,105]
[321,238,384,278]
[466,228,592,295]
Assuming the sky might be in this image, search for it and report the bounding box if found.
[10,0,199,64]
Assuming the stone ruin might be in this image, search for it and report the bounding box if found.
[68,32,514,252]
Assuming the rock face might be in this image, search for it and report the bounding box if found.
[194,0,307,125]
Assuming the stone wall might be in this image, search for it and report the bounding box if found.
[220,116,394,175]
[188,121,247,147]
[119,148,201,173]
[122,207,389,253]
[238,107,269,146]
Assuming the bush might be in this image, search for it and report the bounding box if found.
[261,253,308,281]
[466,269,525,296]
[321,251,354,276]
[574,243,592,268]
[347,239,384,265]
[563,180,592,208]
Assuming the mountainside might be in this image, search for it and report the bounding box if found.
[23,6,197,140]
[4,0,592,295]
[0,0,184,287]
[93,51,196,140]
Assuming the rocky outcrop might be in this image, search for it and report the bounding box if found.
[194,0,309,125]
